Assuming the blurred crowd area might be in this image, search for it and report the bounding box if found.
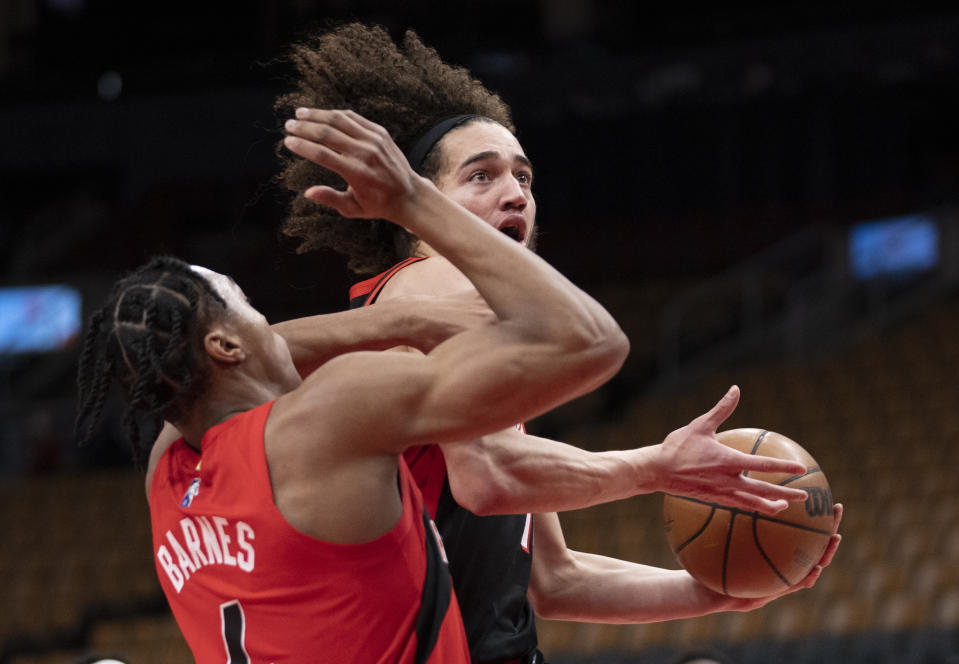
[2,1,959,662]
[3,293,959,663]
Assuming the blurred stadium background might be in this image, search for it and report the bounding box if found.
[1,1,958,662]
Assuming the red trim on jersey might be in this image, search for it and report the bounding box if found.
[349,257,427,304]
[348,274,380,302]
[404,445,448,520]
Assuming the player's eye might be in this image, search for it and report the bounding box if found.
[515,171,533,186]
[468,170,489,182]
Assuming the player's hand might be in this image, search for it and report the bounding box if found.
[647,386,809,515]
[720,502,843,612]
[390,290,496,353]
[283,108,422,222]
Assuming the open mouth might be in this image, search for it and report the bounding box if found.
[497,219,527,243]
[500,226,523,242]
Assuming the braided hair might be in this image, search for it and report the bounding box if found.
[274,22,515,275]
[74,256,226,467]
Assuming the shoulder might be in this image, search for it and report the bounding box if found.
[268,350,433,456]
[379,257,474,300]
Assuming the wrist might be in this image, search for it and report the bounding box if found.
[393,174,441,232]
[683,574,740,615]
[627,444,663,495]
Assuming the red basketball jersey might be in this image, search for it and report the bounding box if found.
[148,400,470,664]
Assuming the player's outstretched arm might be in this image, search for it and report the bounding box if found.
[282,109,628,445]
[371,259,805,516]
[527,506,842,623]
[442,391,807,517]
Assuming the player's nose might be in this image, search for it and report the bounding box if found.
[500,177,527,210]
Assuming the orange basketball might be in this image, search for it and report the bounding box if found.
[663,428,834,598]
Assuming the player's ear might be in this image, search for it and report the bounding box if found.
[204,327,246,364]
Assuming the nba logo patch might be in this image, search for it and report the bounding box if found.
[180,477,201,508]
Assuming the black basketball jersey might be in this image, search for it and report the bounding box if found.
[350,258,539,663]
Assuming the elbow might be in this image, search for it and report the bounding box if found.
[443,439,519,516]
[600,324,630,372]
[565,318,630,385]
[527,584,560,620]
[455,493,501,517]
[447,472,511,516]
[527,556,579,621]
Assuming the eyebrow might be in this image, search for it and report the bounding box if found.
[457,150,533,172]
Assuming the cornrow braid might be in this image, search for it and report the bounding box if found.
[273,22,515,275]
[75,307,109,423]
[74,256,226,468]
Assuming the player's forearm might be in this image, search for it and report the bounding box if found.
[444,430,652,515]
[531,551,732,624]
[272,303,425,377]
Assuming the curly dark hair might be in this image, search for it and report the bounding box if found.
[274,22,515,275]
[74,256,226,467]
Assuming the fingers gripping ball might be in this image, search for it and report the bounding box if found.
[663,428,834,598]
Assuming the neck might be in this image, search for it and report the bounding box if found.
[176,375,290,451]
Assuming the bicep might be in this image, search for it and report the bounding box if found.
[282,296,591,456]
[272,343,532,458]
[276,350,439,457]
[411,316,605,443]
[282,323,556,456]
[404,322,563,443]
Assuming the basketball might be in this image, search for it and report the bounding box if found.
[663,428,834,598]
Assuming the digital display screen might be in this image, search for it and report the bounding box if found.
[0,285,82,354]
[849,215,939,280]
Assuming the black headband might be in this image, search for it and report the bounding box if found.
[404,114,486,174]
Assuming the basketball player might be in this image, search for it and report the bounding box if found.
[277,24,842,664]
[75,108,630,663]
